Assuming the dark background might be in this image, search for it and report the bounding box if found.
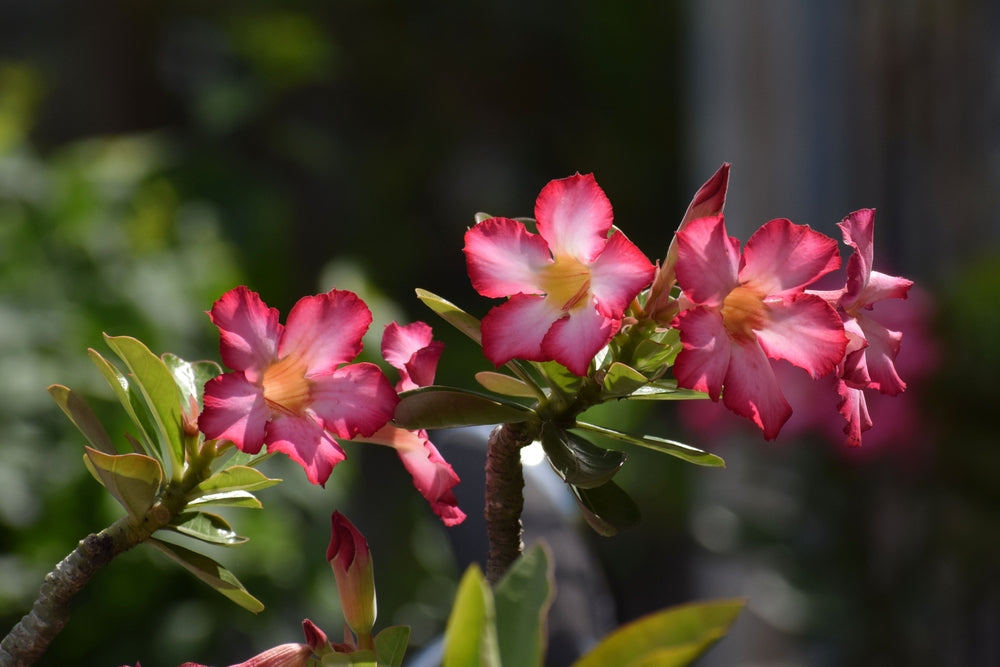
[1,1,998,665]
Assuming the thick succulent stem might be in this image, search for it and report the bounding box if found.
[484,422,533,585]
[0,514,152,667]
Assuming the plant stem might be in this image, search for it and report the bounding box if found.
[0,514,156,667]
[484,422,533,585]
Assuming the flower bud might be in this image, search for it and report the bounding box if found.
[327,512,377,641]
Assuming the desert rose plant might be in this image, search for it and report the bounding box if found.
[0,164,915,667]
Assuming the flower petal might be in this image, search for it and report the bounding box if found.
[382,321,443,391]
[739,218,841,296]
[672,307,731,401]
[356,424,466,526]
[722,340,792,440]
[199,373,269,453]
[265,413,346,486]
[855,312,907,395]
[836,379,872,447]
[310,363,399,439]
[588,230,655,317]
[208,286,281,378]
[534,173,613,262]
[479,294,560,366]
[280,290,370,375]
[542,304,619,376]
[464,217,552,298]
[755,293,847,377]
[674,214,740,307]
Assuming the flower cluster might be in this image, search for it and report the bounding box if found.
[464,168,914,447]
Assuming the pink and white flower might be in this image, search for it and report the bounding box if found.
[463,173,655,376]
[672,215,848,439]
[198,286,398,486]
[810,209,914,446]
[350,321,466,526]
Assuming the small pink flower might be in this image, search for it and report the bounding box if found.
[463,173,655,376]
[672,215,848,439]
[327,512,377,644]
[350,321,466,526]
[198,286,399,486]
[811,209,914,446]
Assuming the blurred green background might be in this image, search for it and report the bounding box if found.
[1,2,998,666]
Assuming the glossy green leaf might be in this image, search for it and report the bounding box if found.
[540,423,626,489]
[395,386,535,430]
[571,598,745,667]
[147,538,264,613]
[166,511,247,545]
[373,626,410,667]
[601,362,649,397]
[574,423,724,467]
[104,335,185,474]
[48,384,116,454]
[629,328,682,374]
[195,465,282,496]
[571,480,641,537]
[494,544,554,667]
[621,379,708,401]
[474,371,537,398]
[537,360,583,396]
[186,490,263,509]
[443,565,500,667]
[163,353,222,407]
[83,446,163,521]
[415,288,482,345]
[89,348,157,457]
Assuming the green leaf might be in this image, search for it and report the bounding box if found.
[83,447,163,521]
[494,544,555,667]
[621,379,708,401]
[629,328,682,375]
[373,626,410,667]
[186,490,263,509]
[540,423,626,489]
[89,348,157,457]
[163,353,222,407]
[195,465,282,496]
[166,511,247,545]
[571,480,641,537]
[474,371,537,398]
[537,360,583,396]
[415,288,482,345]
[443,565,500,667]
[147,538,264,613]
[601,362,650,398]
[322,651,377,666]
[394,386,535,430]
[48,384,116,454]
[573,423,725,467]
[571,598,745,667]
[104,335,186,475]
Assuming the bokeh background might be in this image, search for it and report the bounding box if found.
[1,1,998,666]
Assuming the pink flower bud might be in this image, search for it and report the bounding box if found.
[327,512,377,642]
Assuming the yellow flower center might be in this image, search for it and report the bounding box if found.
[539,255,592,312]
[262,355,313,415]
[720,286,768,343]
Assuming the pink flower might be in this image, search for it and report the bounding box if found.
[179,620,329,667]
[198,286,399,486]
[327,512,377,645]
[672,215,848,439]
[350,321,466,526]
[463,173,655,376]
[811,209,914,446]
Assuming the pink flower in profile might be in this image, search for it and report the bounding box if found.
[198,286,398,486]
[464,173,655,376]
[811,209,914,446]
[180,620,330,667]
[672,215,848,439]
[350,321,466,526]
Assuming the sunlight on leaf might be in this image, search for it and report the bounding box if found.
[443,565,500,667]
[395,386,534,430]
[147,538,264,613]
[415,288,483,344]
